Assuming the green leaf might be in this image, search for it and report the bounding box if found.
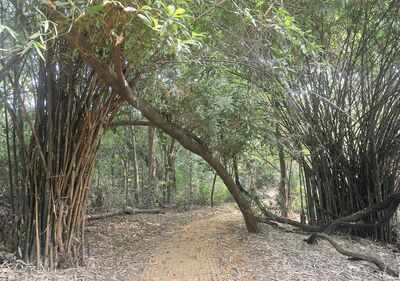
[152,17,160,30]
[141,5,152,11]
[29,32,42,40]
[87,4,104,15]
[137,13,152,26]
[0,24,17,39]
[174,7,186,18]
[33,41,46,61]
[166,5,176,17]
[191,31,206,39]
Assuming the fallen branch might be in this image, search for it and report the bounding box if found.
[241,186,400,277]
[86,208,163,221]
[250,187,400,235]
[257,214,394,234]
[258,213,399,277]
[306,233,399,277]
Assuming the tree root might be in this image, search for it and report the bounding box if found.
[306,233,399,277]
[243,190,400,277]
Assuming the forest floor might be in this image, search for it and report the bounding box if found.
[0,204,399,281]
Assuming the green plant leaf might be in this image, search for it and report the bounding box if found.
[166,5,176,17]
[87,4,104,15]
[174,7,186,18]
[0,24,17,39]
[29,32,42,40]
[33,41,46,61]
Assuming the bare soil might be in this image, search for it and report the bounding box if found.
[143,207,253,281]
[0,205,399,280]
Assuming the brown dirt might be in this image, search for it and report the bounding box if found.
[0,206,252,281]
[1,204,399,280]
[143,206,253,281]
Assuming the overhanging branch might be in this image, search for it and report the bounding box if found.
[108,120,152,128]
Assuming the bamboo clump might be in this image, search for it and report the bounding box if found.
[274,4,400,241]
[15,42,122,268]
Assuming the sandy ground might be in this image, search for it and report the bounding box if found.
[0,205,399,280]
[143,208,254,281]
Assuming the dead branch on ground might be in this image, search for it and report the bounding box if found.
[86,208,164,222]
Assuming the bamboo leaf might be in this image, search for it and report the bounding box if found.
[33,41,46,61]
[166,5,175,17]
[0,24,17,39]
[174,7,186,18]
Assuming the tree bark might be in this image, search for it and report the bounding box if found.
[108,120,151,128]
[210,172,217,207]
[276,126,289,217]
[165,138,176,204]
[122,159,129,208]
[145,127,157,207]
[4,88,15,213]
[131,127,140,205]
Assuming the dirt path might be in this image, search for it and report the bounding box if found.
[142,207,251,281]
[1,205,398,281]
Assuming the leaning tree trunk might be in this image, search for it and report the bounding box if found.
[18,46,121,268]
[54,10,259,233]
[95,65,260,232]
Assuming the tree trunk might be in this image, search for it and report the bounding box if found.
[210,173,217,207]
[276,126,289,218]
[169,140,177,203]
[62,26,259,233]
[94,171,104,211]
[113,77,259,232]
[140,159,145,205]
[122,159,129,208]
[131,127,140,205]
[188,152,193,206]
[165,138,176,204]
[145,127,157,207]
[111,156,115,188]
[4,92,15,213]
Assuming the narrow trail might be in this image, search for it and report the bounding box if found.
[2,205,397,281]
[142,207,252,281]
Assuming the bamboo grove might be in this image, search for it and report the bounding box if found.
[274,2,400,241]
[20,41,121,267]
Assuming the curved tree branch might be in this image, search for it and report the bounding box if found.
[306,233,398,277]
[108,120,152,128]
